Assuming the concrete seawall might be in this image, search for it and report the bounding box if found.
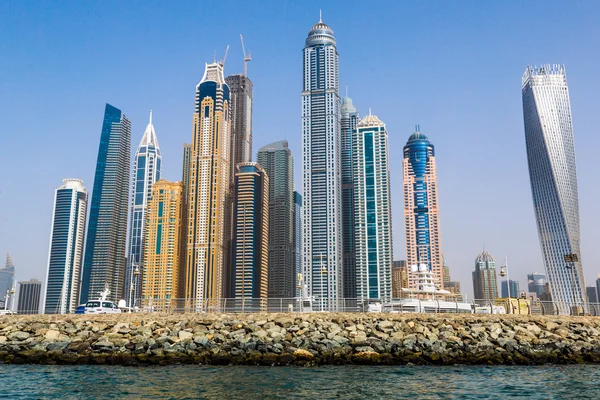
[2,313,600,365]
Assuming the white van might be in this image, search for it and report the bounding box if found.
[84,300,122,314]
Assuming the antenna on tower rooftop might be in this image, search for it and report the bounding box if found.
[319,9,322,23]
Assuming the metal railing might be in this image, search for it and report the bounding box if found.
[2,298,599,316]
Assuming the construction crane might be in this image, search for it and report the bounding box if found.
[221,45,230,67]
[240,34,252,77]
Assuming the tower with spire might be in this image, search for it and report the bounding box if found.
[302,14,343,308]
[124,111,162,306]
[185,61,232,306]
[1,253,16,309]
[402,127,444,290]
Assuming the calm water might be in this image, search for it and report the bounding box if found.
[1,365,599,399]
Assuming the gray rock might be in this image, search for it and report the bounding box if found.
[178,331,193,341]
[8,331,29,341]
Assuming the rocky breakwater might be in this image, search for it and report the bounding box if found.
[2,313,600,365]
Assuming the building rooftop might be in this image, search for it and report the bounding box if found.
[475,250,495,264]
[306,13,336,46]
[357,114,383,127]
[258,140,289,153]
[407,132,429,143]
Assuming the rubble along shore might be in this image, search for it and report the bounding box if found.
[1,313,600,366]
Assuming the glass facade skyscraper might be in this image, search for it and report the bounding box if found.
[257,141,295,299]
[293,191,302,297]
[233,163,269,303]
[353,114,392,301]
[81,103,131,304]
[501,279,520,298]
[341,96,359,298]
[44,179,88,314]
[472,251,498,301]
[527,272,547,297]
[522,65,586,311]
[302,17,343,308]
[124,112,162,307]
[185,61,231,305]
[0,254,15,309]
[402,128,443,288]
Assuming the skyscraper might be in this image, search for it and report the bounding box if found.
[586,287,598,303]
[522,65,586,310]
[182,143,192,201]
[185,61,231,306]
[527,272,547,297]
[501,280,520,298]
[232,163,269,304]
[142,180,185,311]
[257,141,294,299]
[225,74,253,172]
[403,128,443,288]
[224,74,253,298]
[442,256,461,296]
[302,16,343,308]
[472,251,498,301]
[353,114,392,302]
[341,96,359,298]
[293,191,302,297]
[0,254,15,309]
[392,260,407,298]
[124,111,162,307]
[44,179,88,314]
[81,104,131,304]
[17,279,41,314]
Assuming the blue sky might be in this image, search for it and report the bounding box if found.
[1,0,599,298]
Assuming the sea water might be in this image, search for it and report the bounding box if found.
[0,364,598,399]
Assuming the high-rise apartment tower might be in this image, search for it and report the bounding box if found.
[302,17,343,308]
[81,104,131,303]
[0,254,16,309]
[185,62,231,306]
[522,65,586,311]
[44,179,88,314]
[17,279,41,314]
[472,250,498,301]
[124,111,161,307]
[353,114,393,301]
[341,96,359,298]
[232,163,269,303]
[257,141,294,299]
[142,180,185,311]
[402,128,443,288]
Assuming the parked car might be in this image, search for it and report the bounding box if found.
[75,304,86,314]
[0,310,17,315]
[84,300,122,314]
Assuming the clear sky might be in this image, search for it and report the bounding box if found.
[1,0,599,299]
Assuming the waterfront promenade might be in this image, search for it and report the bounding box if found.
[2,313,600,365]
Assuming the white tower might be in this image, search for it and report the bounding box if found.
[522,64,585,313]
[301,16,343,309]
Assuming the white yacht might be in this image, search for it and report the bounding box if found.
[382,264,473,314]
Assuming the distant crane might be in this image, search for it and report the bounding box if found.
[240,34,252,77]
[221,45,230,67]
